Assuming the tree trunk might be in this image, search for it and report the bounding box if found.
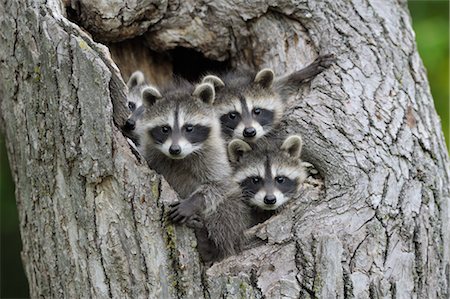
[1,0,449,298]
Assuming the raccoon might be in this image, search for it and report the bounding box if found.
[202,54,335,143]
[228,135,307,223]
[122,71,149,145]
[135,80,250,262]
[126,70,147,113]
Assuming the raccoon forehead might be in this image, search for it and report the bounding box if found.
[141,111,216,128]
[234,164,265,182]
[127,92,142,102]
[271,163,304,180]
[142,114,175,129]
[178,109,217,127]
[214,96,242,114]
[246,94,283,112]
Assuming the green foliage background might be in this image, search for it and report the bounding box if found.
[0,2,448,297]
[409,1,449,149]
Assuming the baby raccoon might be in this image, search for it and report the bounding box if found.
[122,71,149,146]
[126,70,147,112]
[202,54,335,142]
[135,80,250,262]
[228,135,307,215]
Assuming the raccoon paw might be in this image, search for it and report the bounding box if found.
[168,200,198,224]
[301,161,319,175]
[314,53,336,70]
[185,215,204,229]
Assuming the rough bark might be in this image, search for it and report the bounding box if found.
[1,0,449,298]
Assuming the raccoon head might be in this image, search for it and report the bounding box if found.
[228,135,307,210]
[123,100,145,131]
[137,82,221,160]
[126,71,146,112]
[203,69,284,142]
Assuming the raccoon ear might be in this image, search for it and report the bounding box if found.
[127,71,145,89]
[228,139,252,163]
[141,86,162,107]
[254,68,274,88]
[193,83,215,104]
[280,135,303,159]
[202,75,225,88]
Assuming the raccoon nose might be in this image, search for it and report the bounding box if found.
[264,195,277,205]
[169,145,181,155]
[124,119,136,130]
[243,127,256,137]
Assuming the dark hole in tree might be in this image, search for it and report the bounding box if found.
[65,5,231,85]
[108,39,230,87]
[169,47,231,82]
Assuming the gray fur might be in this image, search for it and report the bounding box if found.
[280,135,303,159]
[254,68,274,88]
[203,54,335,143]
[126,70,149,112]
[202,75,225,88]
[127,70,145,89]
[141,86,162,107]
[274,54,335,98]
[228,139,252,163]
[122,71,150,146]
[192,82,215,104]
[135,79,250,262]
[229,134,308,224]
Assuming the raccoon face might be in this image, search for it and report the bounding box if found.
[204,69,284,142]
[122,105,145,146]
[138,83,220,160]
[218,94,283,141]
[228,135,306,210]
[127,71,146,112]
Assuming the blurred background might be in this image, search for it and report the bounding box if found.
[1,1,448,297]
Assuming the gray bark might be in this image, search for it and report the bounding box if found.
[1,0,449,298]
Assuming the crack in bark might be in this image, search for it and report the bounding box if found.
[249,267,264,298]
[349,233,370,272]
[342,266,353,299]
[91,184,113,298]
[128,185,151,298]
[295,240,316,298]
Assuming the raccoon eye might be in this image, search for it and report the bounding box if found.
[251,177,261,184]
[228,112,237,119]
[185,124,194,132]
[275,176,286,184]
[253,108,261,115]
[128,102,136,111]
[161,126,170,134]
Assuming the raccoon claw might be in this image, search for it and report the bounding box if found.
[168,204,186,223]
[301,161,319,175]
[314,53,335,69]
[169,202,180,208]
[168,200,198,224]
[186,215,204,229]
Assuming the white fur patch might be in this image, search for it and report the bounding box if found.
[127,97,142,110]
[233,121,266,140]
[248,95,283,114]
[271,190,288,209]
[156,137,202,159]
[252,121,265,139]
[250,189,286,210]
[142,114,175,130]
[234,164,265,182]
[215,98,241,115]
[251,190,267,209]
[271,164,305,182]
[179,107,214,127]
